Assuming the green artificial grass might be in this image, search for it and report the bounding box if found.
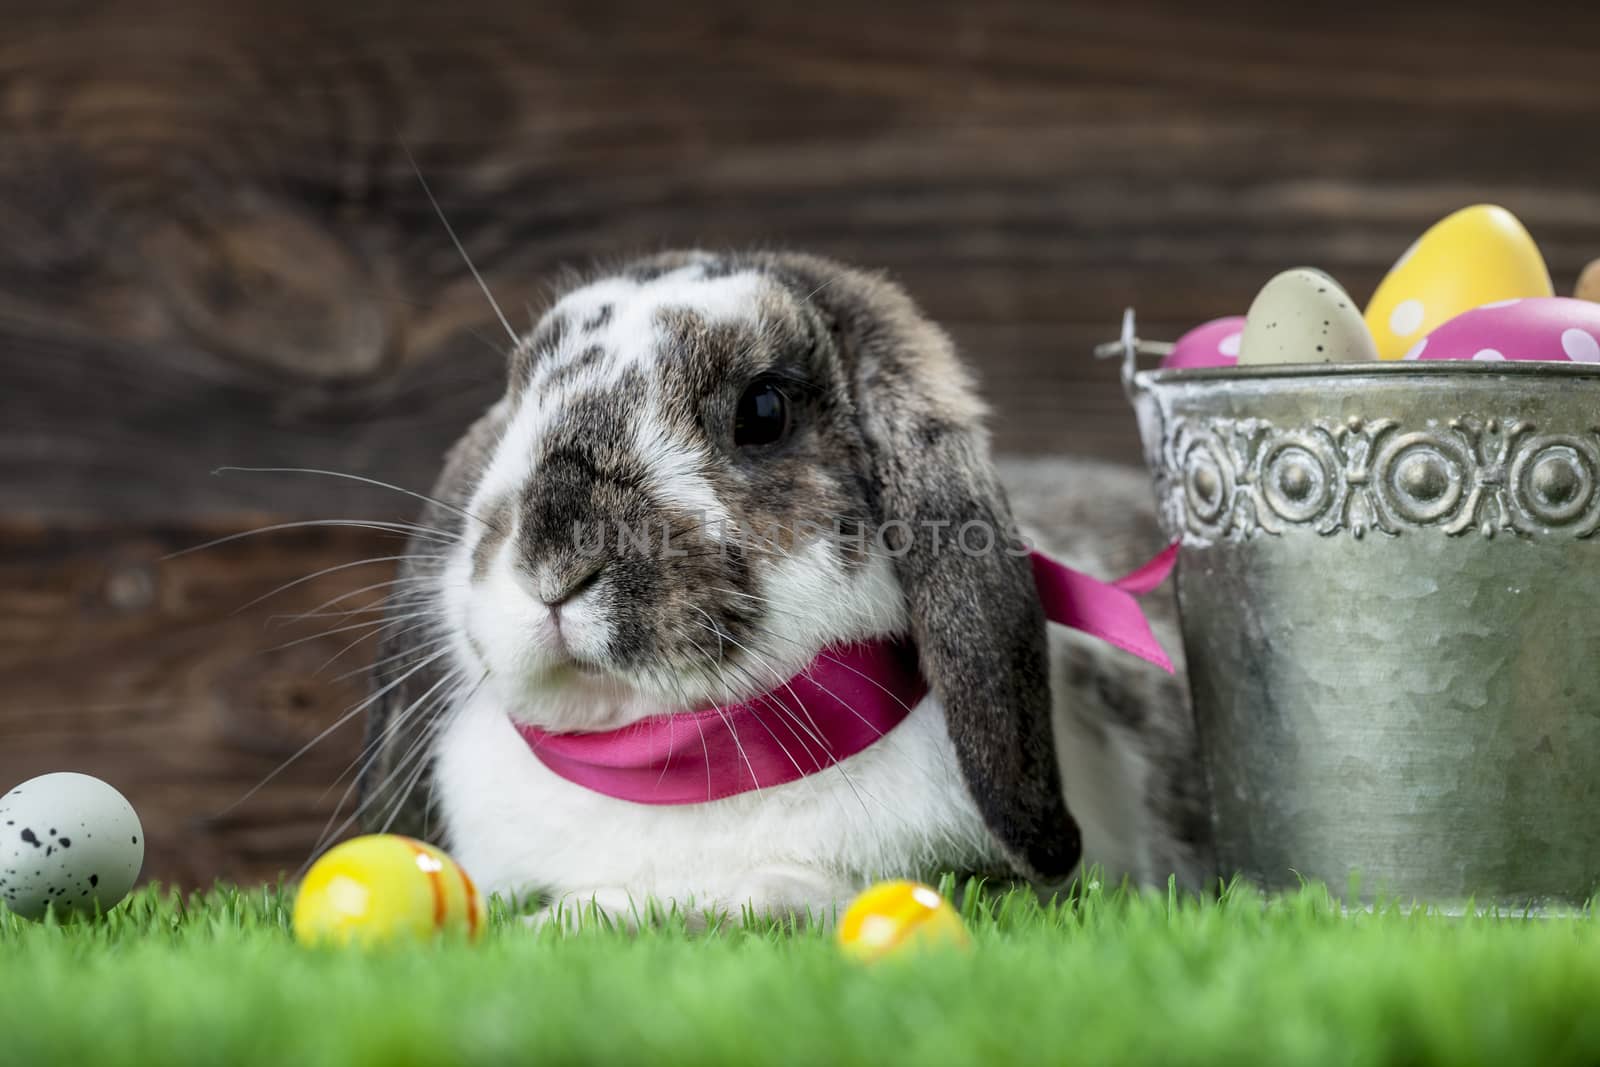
[5,876,1600,1067]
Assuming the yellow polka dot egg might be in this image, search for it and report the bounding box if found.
[836,880,970,962]
[1365,204,1553,361]
[293,834,485,947]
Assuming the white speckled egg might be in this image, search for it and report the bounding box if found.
[1239,268,1378,366]
[0,773,144,920]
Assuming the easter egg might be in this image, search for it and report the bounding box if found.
[1238,269,1377,366]
[1364,204,1553,360]
[1575,259,1600,304]
[0,773,144,921]
[1406,297,1600,364]
[1161,316,1244,369]
[293,834,485,947]
[836,880,969,962]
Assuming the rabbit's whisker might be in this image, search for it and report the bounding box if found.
[315,612,444,675]
[334,633,454,684]
[681,617,883,819]
[311,668,453,828]
[682,626,876,821]
[340,632,457,684]
[740,623,949,785]
[270,592,429,626]
[213,467,498,533]
[362,674,471,843]
[376,688,461,835]
[262,609,442,655]
[235,554,448,616]
[689,620,897,818]
[671,629,763,798]
[218,647,453,819]
[401,142,519,347]
[266,575,437,626]
[309,667,478,865]
[164,519,459,562]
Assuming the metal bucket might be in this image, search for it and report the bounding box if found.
[1109,312,1600,910]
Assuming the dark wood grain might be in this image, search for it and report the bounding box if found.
[4,1,1600,886]
[4,0,1600,517]
[0,522,398,887]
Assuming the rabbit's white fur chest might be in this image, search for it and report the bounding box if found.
[434,685,991,917]
[432,621,1167,918]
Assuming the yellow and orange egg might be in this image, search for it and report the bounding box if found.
[293,834,486,947]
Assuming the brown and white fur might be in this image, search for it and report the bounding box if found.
[359,251,1209,923]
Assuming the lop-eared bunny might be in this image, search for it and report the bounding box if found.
[360,251,1209,922]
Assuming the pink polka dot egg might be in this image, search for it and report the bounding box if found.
[1406,297,1600,364]
[1161,316,1244,369]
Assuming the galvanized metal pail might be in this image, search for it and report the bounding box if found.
[1111,312,1600,910]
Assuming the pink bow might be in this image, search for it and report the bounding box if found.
[515,543,1179,804]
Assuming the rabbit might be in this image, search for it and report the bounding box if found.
[358,250,1211,924]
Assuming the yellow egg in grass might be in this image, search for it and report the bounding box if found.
[836,880,970,962]
[1364,204,1553,361]
[293,834,485,947]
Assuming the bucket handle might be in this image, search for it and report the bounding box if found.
[1092,308,1173,402]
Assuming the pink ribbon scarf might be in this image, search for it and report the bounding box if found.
[515,544,1179,805]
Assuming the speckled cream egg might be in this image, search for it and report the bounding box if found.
[1574,258,1600,304]
[1238,269,1378,365]
[1161,316,1244,369]
[1364,204,1553,360]
[0,773,144,920]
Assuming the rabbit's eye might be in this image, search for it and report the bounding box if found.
[734,379,790,448]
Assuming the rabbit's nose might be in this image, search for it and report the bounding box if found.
[534,561,605,608]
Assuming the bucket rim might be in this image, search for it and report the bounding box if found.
[1133,359,1600,387]
[1096,309,1600,397]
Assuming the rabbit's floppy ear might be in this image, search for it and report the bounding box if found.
[772,255,1080,884]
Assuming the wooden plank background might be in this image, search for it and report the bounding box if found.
[4,0,1600,887]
